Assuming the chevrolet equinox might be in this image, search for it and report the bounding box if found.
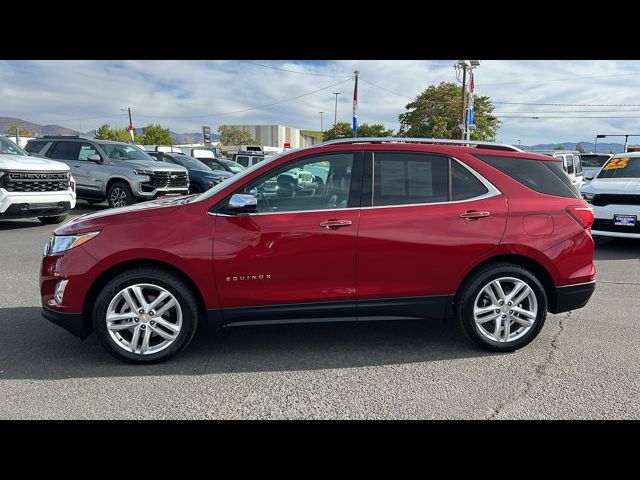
[40,138,597,363]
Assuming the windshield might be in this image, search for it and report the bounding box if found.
[192,152,287,203]
[581,154,611,168]
[172,155,212,172]
[101,143,154,161]
[0,136,28,156]
[221,160,245,173]
[597,157,640,179]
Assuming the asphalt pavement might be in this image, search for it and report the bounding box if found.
[1,201,638,419]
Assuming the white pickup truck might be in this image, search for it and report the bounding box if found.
[0,136,76,224]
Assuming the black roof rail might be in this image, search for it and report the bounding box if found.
[40,135,82,139]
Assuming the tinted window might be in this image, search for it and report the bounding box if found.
[238,153,353,213]
[101,143,151,161]
[24,140,46,154]
[451,160,489,200]
[475,154,580,198]
[373,153,448,206]
[236,156,249,167]
[581,154,610,167]
[45,141,81,160]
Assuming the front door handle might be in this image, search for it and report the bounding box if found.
[320,219,353,229]
[459,210,491,219]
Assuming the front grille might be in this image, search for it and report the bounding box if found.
[3,171,69,192]
[592,219,640,234]
[592,194,640,207]
[145,171,188,188]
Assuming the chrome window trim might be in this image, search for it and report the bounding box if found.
[210,154,503,217]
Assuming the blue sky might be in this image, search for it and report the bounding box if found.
[1,60,640,145]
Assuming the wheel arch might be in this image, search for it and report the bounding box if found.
[454,254,557,311]
[106,177,133,195]
[82,258,208,335]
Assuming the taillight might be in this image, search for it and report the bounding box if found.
[566,205,594,229]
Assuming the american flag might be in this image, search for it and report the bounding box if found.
[352,74,359,136]
[467,71,475,126]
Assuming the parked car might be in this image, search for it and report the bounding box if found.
[147,151,233,194]
[581,153,613,181]
[194,156,245,175]
[233,152,267,169]
[141,145,184,153]
[526,149,585,190]
[26,136,189,208]
[1,135,76,224]
[580,152,640,238]
[40,138,596,363]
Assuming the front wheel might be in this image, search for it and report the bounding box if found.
[456,263,547,352]
[38,214,67,224]
[93,267,199,364]
[107,182,135,208]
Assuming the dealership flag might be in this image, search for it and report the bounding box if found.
[353,71,359,136]
[467,71,475,126]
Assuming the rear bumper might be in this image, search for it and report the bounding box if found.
[42,305,90,339]
[550,281,596,314]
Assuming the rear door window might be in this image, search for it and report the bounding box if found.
[451,160,489,200]
[45,141,81,161]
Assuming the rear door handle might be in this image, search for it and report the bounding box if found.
[320,219,353,229]
[459,210,491,219]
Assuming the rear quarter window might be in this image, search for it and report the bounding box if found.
[475,154,580,199]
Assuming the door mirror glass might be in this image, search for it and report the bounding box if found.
[87,154,103,163]
[222,194,257,215]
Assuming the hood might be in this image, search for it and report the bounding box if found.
[583,177,640,194]
[0,154,70,172]
[211,169,234,178]
[119,159,188,173]
[55,196,189,235]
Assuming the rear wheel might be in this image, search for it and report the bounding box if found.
[38,214,67,224]
[456,263,547,352]
[93,267,199,364]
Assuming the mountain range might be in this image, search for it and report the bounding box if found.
[0,117,219,144]
[0,116,628,152]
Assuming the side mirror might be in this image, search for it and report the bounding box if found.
[87,154,103,164]
[221,194,257,215]
[584,172,594,180]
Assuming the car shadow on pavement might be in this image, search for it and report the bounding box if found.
[594,236,640,261]
[0,307,497,381]
[0,219,46,231]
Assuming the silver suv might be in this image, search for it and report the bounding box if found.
[25,136,189,208]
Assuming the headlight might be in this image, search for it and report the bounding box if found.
[44,231,101,256]
[582,193,595,203]
[133,169,154,176]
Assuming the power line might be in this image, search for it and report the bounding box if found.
[241,61,352,78]
[360,78,414,99]
[481,72,640,87]
[496,115,640,119]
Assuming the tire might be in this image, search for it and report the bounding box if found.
[107,182,135,208]
[93,267,199,364]
[38,214,67,224]
[189,183,203,195]
[455,263,547,352]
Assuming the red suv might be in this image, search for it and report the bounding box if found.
[40,138,596,363]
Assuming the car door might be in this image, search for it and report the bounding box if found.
[356,151,508,319]
[45,141,95,195]
[212,151,363,324]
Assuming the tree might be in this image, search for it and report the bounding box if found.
[7,124,33,136]
[398,81,500,141]
[576,143,585,153]
[554,145,564,150]
[94,124,141,143]
[139,124,174,145]
[322,122,394,141]
[218,125,256,146]
[94,124,114,140]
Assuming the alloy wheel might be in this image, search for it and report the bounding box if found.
[106,283,183,355]
[473,276,538,343]
[110,187,128,208]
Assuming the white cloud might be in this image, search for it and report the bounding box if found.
[1,59,640,145]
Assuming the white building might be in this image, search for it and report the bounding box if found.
[221,125,302,149]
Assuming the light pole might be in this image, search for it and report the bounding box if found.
[319,111,325,133]
[332,92,341,126]
[455,60,469,140]
[121,107,134,143]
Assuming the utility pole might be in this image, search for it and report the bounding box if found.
[127,107,135,143]
[459,63,467,140]
[319,112,324,133]
[333,92,341,126]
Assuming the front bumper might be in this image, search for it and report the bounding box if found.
[0,188,76,215]
[590,203,640,238]
[135,186,189,199]
[42,305,90,339]
[550,281,596,314]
